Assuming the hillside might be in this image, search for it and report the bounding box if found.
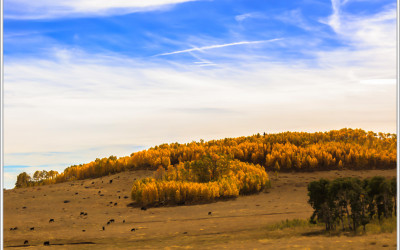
[15,128,396,189]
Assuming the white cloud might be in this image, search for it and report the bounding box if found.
[321,1,396,49]
[235,12,266,22]
[360,79,396,85]
[327,0,342,32]
[4,39,396,156]
[274,9,317,32]
[5,0,199,19]
[4,45,396,187]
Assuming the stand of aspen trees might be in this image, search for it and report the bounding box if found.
[16,128,396,202]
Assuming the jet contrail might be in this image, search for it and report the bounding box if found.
[156,38,283,56]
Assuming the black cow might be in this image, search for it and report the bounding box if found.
[44,241,50,246]
[24,240,29,245]
[49,219,54,223]
[208,212,212,215]
[123,220,125,223]
[80,212,85,215]
[30,227,34,230]
[102,226,105,231]
[114,203,117,206]
[109,219,115,223]
[141,207,147,211]
[109,180,113,184]
[131,228,136,231]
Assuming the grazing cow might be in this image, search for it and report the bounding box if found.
[75,192,78,195]
[109,219,115,223]
[208,212,212,215]
[102,226,105,231]
[30,227,34,230]
[24,240,29,245]
[84,213,88,216]
[124,196,128,199]
[22,206,27,209]
[44,241,50,246]
[141,207,147,211]
[63,200,70,203]
[49,219,54,223]
[131,228,136,231]
[123,220,125,223]
[80,212,85,215]
[114,203,117,206]
[107,221,110,225]
[109,180,113,184]
[82,230,86,232]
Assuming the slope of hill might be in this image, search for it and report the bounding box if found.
[15,128,396,189]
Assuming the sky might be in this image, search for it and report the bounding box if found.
[3,0,397,189]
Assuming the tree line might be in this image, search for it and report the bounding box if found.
[308,176,396,232]
[15,128,396,188]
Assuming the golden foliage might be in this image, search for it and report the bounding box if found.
[131,159,270,206]
[16,128,396,188]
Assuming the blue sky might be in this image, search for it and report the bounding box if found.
[3,0,397,189]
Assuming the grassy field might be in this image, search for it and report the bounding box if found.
[3,169,397,249]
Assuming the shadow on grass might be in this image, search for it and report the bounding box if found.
[126,196,238,209]
[265,217,397,238]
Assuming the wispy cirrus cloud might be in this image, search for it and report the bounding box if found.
[4,0,200,19]
[155,39,283,56]
[235,12,266,22]
[321,0,395,49]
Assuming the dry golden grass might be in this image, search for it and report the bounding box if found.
[4,169,397,249]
